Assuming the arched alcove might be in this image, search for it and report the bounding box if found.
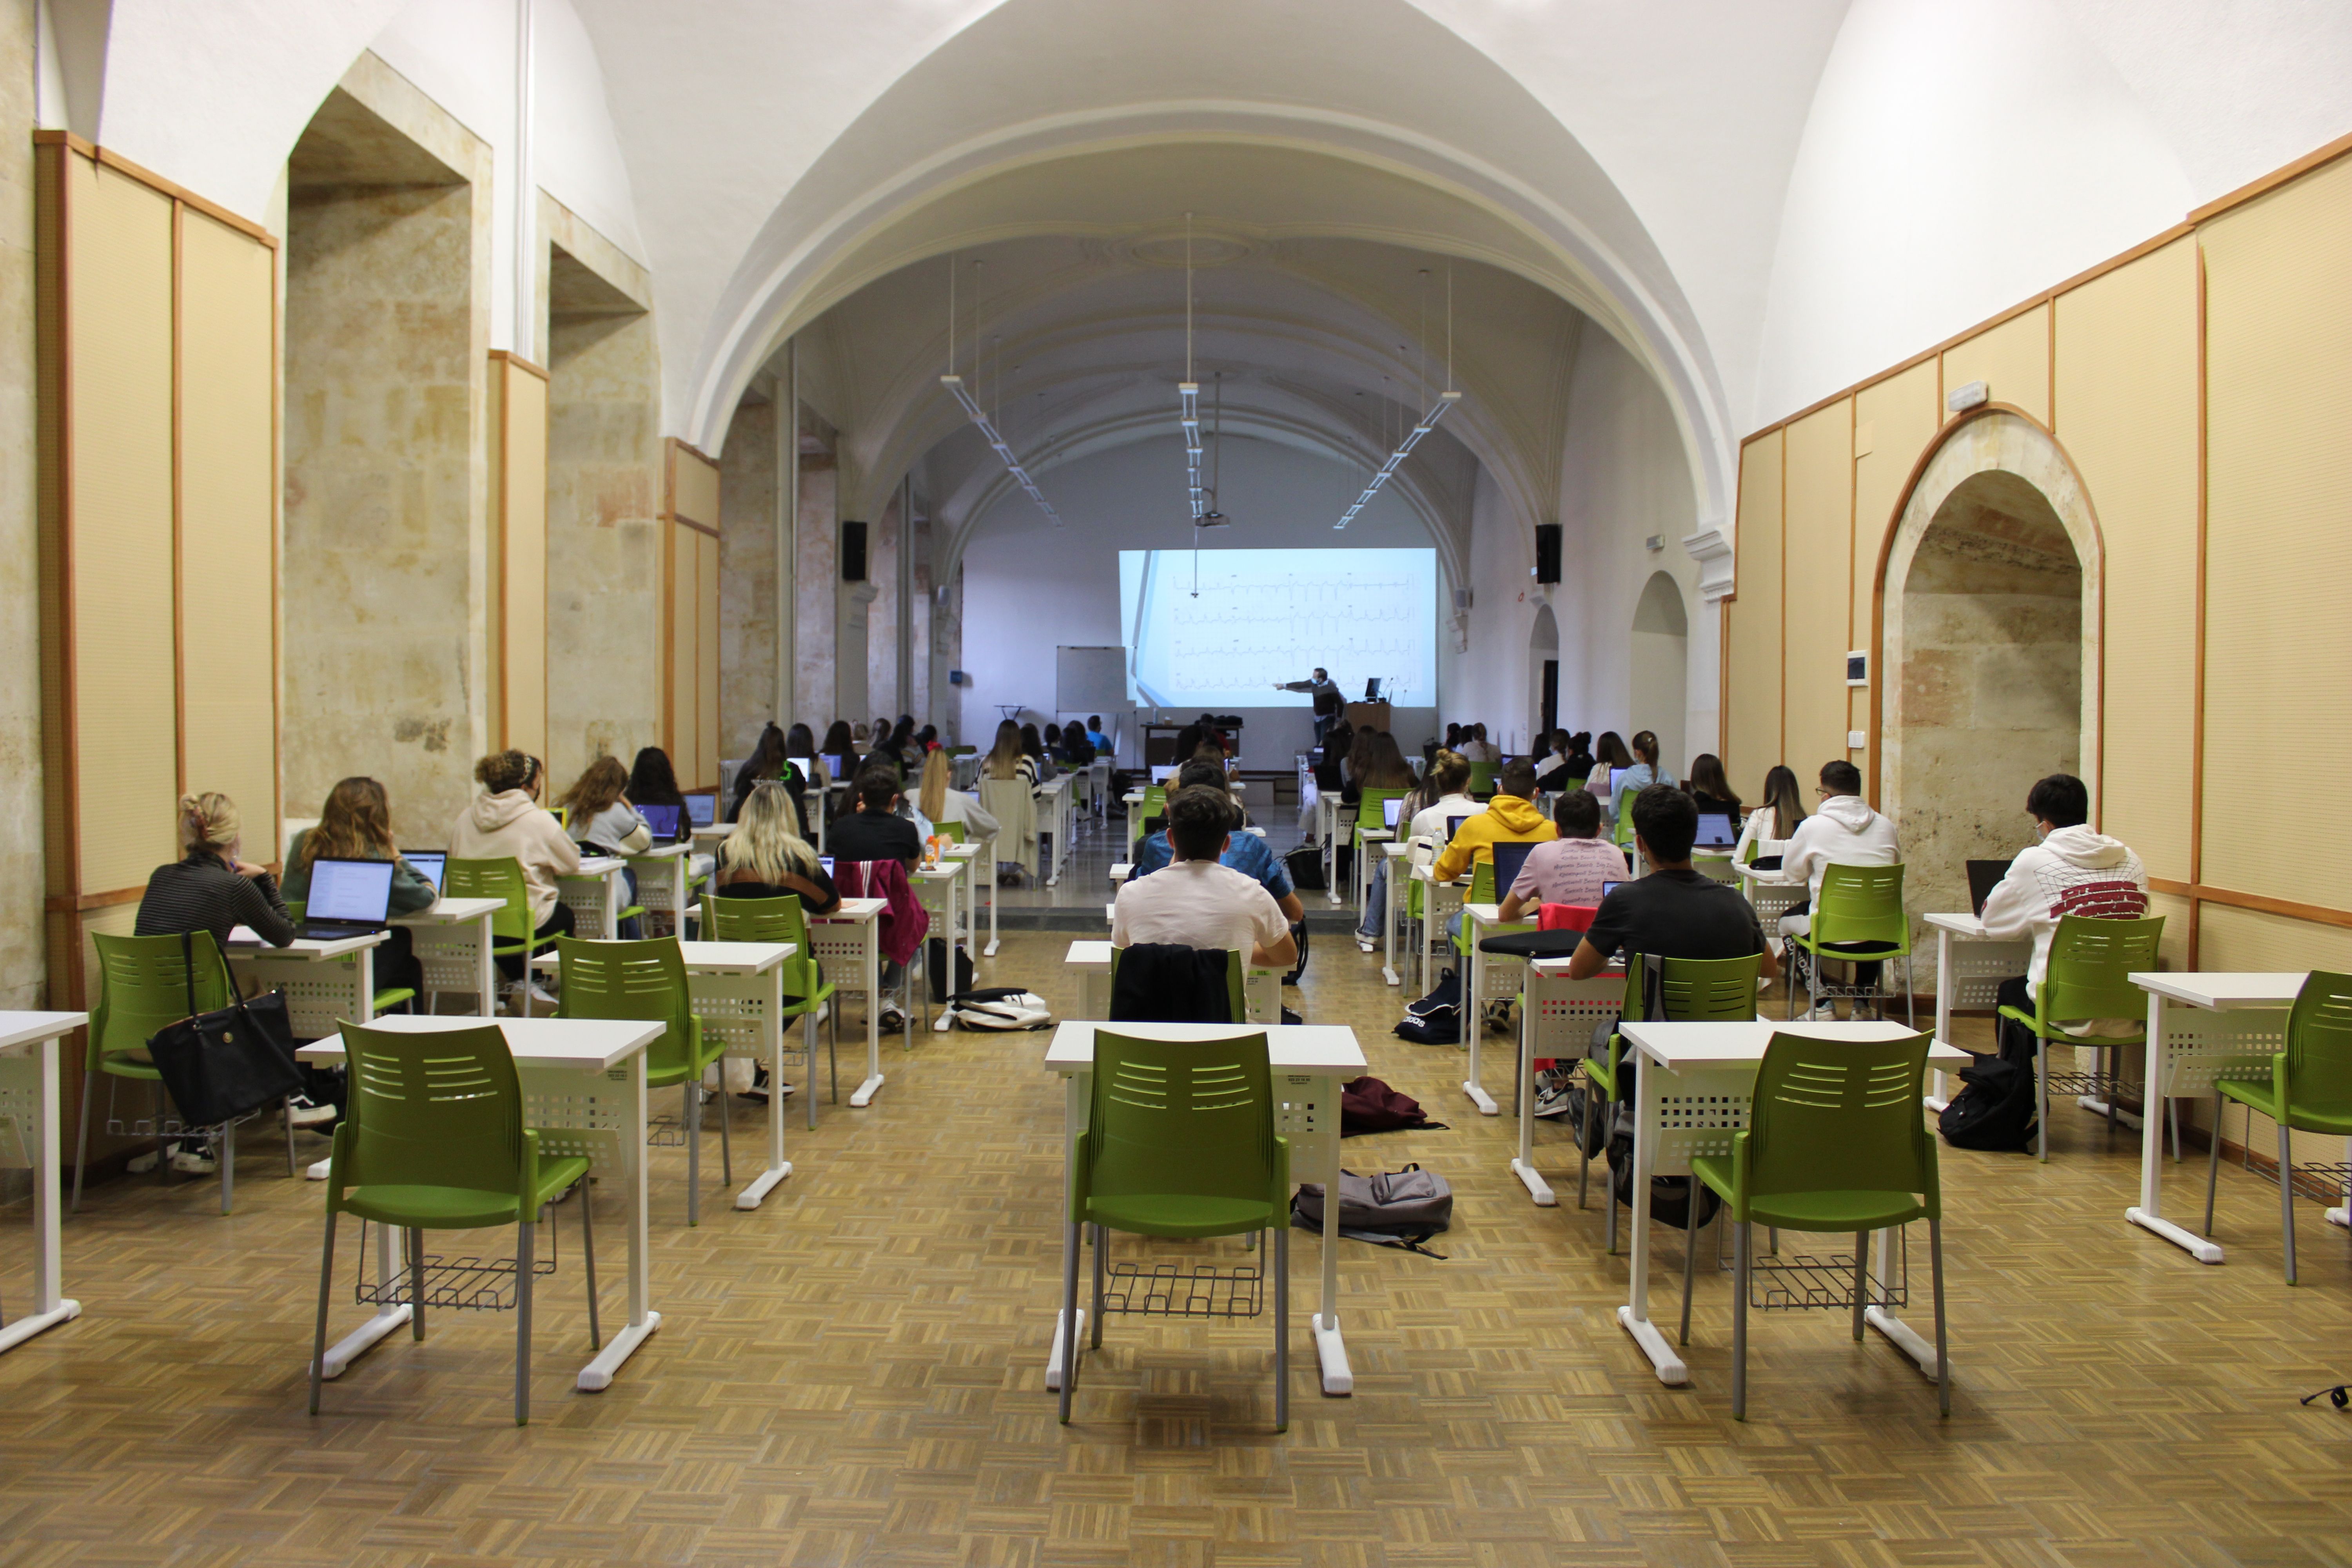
[1630,571,1689,773]
[1881,409,2103,989]
[1528,602,1560,741]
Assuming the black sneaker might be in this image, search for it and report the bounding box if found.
[1280,1005,1303,1025]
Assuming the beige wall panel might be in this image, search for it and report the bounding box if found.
[673,446,719,530]
[70,163,177,894]
[2191,902,2352,1163]
[1942,303,2050,427]
[1852,362,1941,783]
[176,212,279,851]
[2146,890,2193,975]
[697,527,719,786]
[668,524,699,787]
[1782,402,1853,778]
[499,359,548,758]
[2053,239,2199,878]
[1723,433,1781,792]
[2201,157,2352,908]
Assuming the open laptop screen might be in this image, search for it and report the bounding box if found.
[1693,812,1736,848]
[1490,838,1537,898]
[639,802,681,841]
[1968,858,2014,917]
[308,858,396,923]
[1383,797,1405,829]
[1445,815,1468,844]
[402,852,445,893]
[684,793,716,827]
[1600,880,1625,899]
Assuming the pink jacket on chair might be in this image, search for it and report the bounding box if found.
[831,858,931,966]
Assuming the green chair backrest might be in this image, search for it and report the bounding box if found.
[90,931,236,1065]
[1810,862,1909,950]
[935,819,967,844]
[2040,914,2165,1023]
[555,935,698,1078]
[1466,761,1497,796]
[948,745,976,756]
[1468,860,1495,905]
[1142,785,1167,820]
[1744,1029,1935,1209]
[1655,953,1763,1020]
[334,1020,527,1200]
[445,857,537,946]
[1356,789,1406,834]
[699,892,823,1001]
[1078,1029,1283,1228]
[1109,946,1249,1023]
[2285,971,2352,1112]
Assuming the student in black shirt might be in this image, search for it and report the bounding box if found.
[827,766,924,867]
[1568,784,1779,981]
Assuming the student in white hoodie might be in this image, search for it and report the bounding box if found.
[1978,773,2149,1058]
[1357,751,1483,944]
[450,750,581,1004]
[1775,759,1902,1010]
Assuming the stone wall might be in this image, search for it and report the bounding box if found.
[793,430,839,730]
[718,390,779,755]
[866,489,900,719]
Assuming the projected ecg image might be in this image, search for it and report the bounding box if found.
[1118,547,1437,709]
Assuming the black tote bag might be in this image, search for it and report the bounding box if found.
[144,933,304,1128]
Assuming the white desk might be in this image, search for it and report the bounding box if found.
[1121,790,1144,858]
[943,842,991,960]
[557,856,629,939]
[0,1012,88,1356]
[1036,777,1072,886]
[1108,861,1133,886]
[1410,865,1468,997]
[396,895,503,1016]
[2125,971,2306,1263]
[1063,941,1281,1025]
[1354,826,1393,923]
[226,928,389,1040]
[673,940,802,1209]
[626,843,697,937]
[1460,902,1535,1116]
[1514,960,1628,1205]
[1921,913,2033,1111]
[1616,1019,1971,1386]
[1734,862,1808,934]
[1379,841,1410,987]
[805,898,888,1105]
[299,1014,663,1391]
[1043,1020,1366,1396]
[911,864,964,1025]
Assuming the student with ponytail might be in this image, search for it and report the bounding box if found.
[448,750,580,1000]
[136,791,296,954]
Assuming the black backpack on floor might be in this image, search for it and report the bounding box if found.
[1938,1054,2039,1150]
[1285,844,1326,892]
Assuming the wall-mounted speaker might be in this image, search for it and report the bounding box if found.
[1534,523,1561,584]
[841,520,868,582]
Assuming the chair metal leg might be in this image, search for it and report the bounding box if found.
[1273,1224,1290,1434]
[2105,1051,2119,1136]
[1577,1086,1592,1211]
[1905,955,1916,1031]
[1851,1229,1869,1341]
[1090,1224,1105,1349]
[1929,1216,1949,1417]
[829,1005,840,1104]
[71,1070,95,1215]
[515,1219,535,1426]
[716,1073,733,1185]
[804,1013,819,1131]
[219,1120,234,1216]
[309,1208,338,1415]
[579,1178,601,1352]
[2204,1091,2224,1236]
[2279,1119,2298,1286]
[2169,1097,2181,1163]
[1732,1221,1750,1421]
[1058,1220,1082,1424]
[2036,1039,2049,1162]
[283,1097,298,1177]
[410,1227,426,1341]
[686,1082,704,1227]
[1679,1207,1700,1347]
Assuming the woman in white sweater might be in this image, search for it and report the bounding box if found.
[915,748,1001,842]
[450,750,580,1002]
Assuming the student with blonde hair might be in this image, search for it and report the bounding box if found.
[713,780,839,913]
[450,750,580,1004]
[915,748,1000,842]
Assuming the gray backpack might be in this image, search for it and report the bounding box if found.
[1290,1165,1452,1258]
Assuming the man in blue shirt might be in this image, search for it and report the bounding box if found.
[1130,759,1305,925]
[1085,715,1111,751]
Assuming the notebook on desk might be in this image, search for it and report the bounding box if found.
[1490,838,1537,898]
[639,802,682,841]
[1693,811,1736,849]
[402,851,445,894]
[301,858,396,940]
[1967,858,2014,917]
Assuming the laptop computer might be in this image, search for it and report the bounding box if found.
[818,856,835,877]
[1693,811,1736,849]
[684,793,716,827]
[402,851,446,894]
[639,802,682,842]
[1383,796,1405,829]
[1600,880,1625,899]
[1151,764,1178,783]
[1967,858,2014,917]
[301,858,396,940]
[1445,814,1469,844]
[821,754,850,781]
[1490,838,1537,898]
[789,757,815,786]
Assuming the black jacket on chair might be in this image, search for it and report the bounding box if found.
[1108,944,1236,1024]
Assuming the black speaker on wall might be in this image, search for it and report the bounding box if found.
[1534,523,1561,584]
[841,520,868,582]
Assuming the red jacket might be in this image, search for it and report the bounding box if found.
[831,857,931,966]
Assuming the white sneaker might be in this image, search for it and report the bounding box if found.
[286,1097,337,1128]
[170,1147,218,1176]
[506,980,560,1011]
[127,1151,160,1174]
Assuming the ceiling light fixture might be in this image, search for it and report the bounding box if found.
[1336,262,1459,529]
[941,254,1060,526]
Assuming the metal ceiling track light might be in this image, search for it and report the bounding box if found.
[1336,263,1460,530]
[1178,213,1207,523]
[940,254,1060,526]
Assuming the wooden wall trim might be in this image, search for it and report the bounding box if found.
[44,887,144,913]
[38,139,81,903]
[489,347,549,381]
[2147,878,2352,933]
[169,200,185,797]
[2187,127,2352,223]
[668,515,719,540]
[2189,241,2209,964]
[31,134,279,249]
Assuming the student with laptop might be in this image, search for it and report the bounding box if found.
[1085,715,1111,751]
[1432,758,1558,939]
[1131,762,1304,926]
[1978,773,2149,1060]
[559,755,656,938]
[1352,751,1477,946]
[1608,729,1679,829]
[450,750,581,1005]
[1458,723,1500,764]
[1585,731,1635,825]
[283,777,439,919]
[713,781,840,913]
[1112,786,1298,969]
[1498,788,1628,920]
[828,766,925,867]
[628,746,691,837]
[1772,758,1902,1012]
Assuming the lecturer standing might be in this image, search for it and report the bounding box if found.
[1276,667,1344,743]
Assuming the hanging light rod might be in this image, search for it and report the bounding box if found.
[1334,390,1460,529]
[943,250,1059,526]
[1175,213,1209,522]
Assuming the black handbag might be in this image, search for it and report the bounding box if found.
[144,933,305,1128]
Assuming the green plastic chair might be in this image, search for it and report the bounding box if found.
[1466,760,1498,798]
[308,1020,596,1426]
[1785,863,1914,1027]
[74,930,263,1214]
[700,892,840,1122]
[1107,946,1249,1024]
[1690,1029,1947,1421]
[1994,914,2164,1161]
[1353,789,1407,909]
[445,858,561,1013]
[555,936,732,1225]
[1583,955,1761,1256]
[2202,970,2352,1283]
[285,899,418,1016]
[1141,785,1168,822]
[1061,1029,1290,1429]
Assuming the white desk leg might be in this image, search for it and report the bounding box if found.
[984,840,1001,958]
[1312,1084,1352,1395]
[472,913,494,1016]
[1926,927,1955,1111]
[1862,1225,1941,1375]
[2125,993,2223,1263]
[0,1036,81,1356]
[1511,998,1555,1205]
[1047,1071,1086,1390]
[305,948,381,1182]
[1462,936,1498,1116]
[581,1055,661,1388]
[1617,1056,1686,1383]
[736,967,792,1209]
[316,1212,409,1379]
[850,926,885,1106]
[1381,858,1401,988]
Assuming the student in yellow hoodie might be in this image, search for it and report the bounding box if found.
[1432,758,1557,940]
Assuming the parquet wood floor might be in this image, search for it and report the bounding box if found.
[3,929,2351,1567]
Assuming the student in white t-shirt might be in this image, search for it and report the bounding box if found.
[1111,786,1298,967]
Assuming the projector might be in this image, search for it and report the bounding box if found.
[1196,510,1230,529]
